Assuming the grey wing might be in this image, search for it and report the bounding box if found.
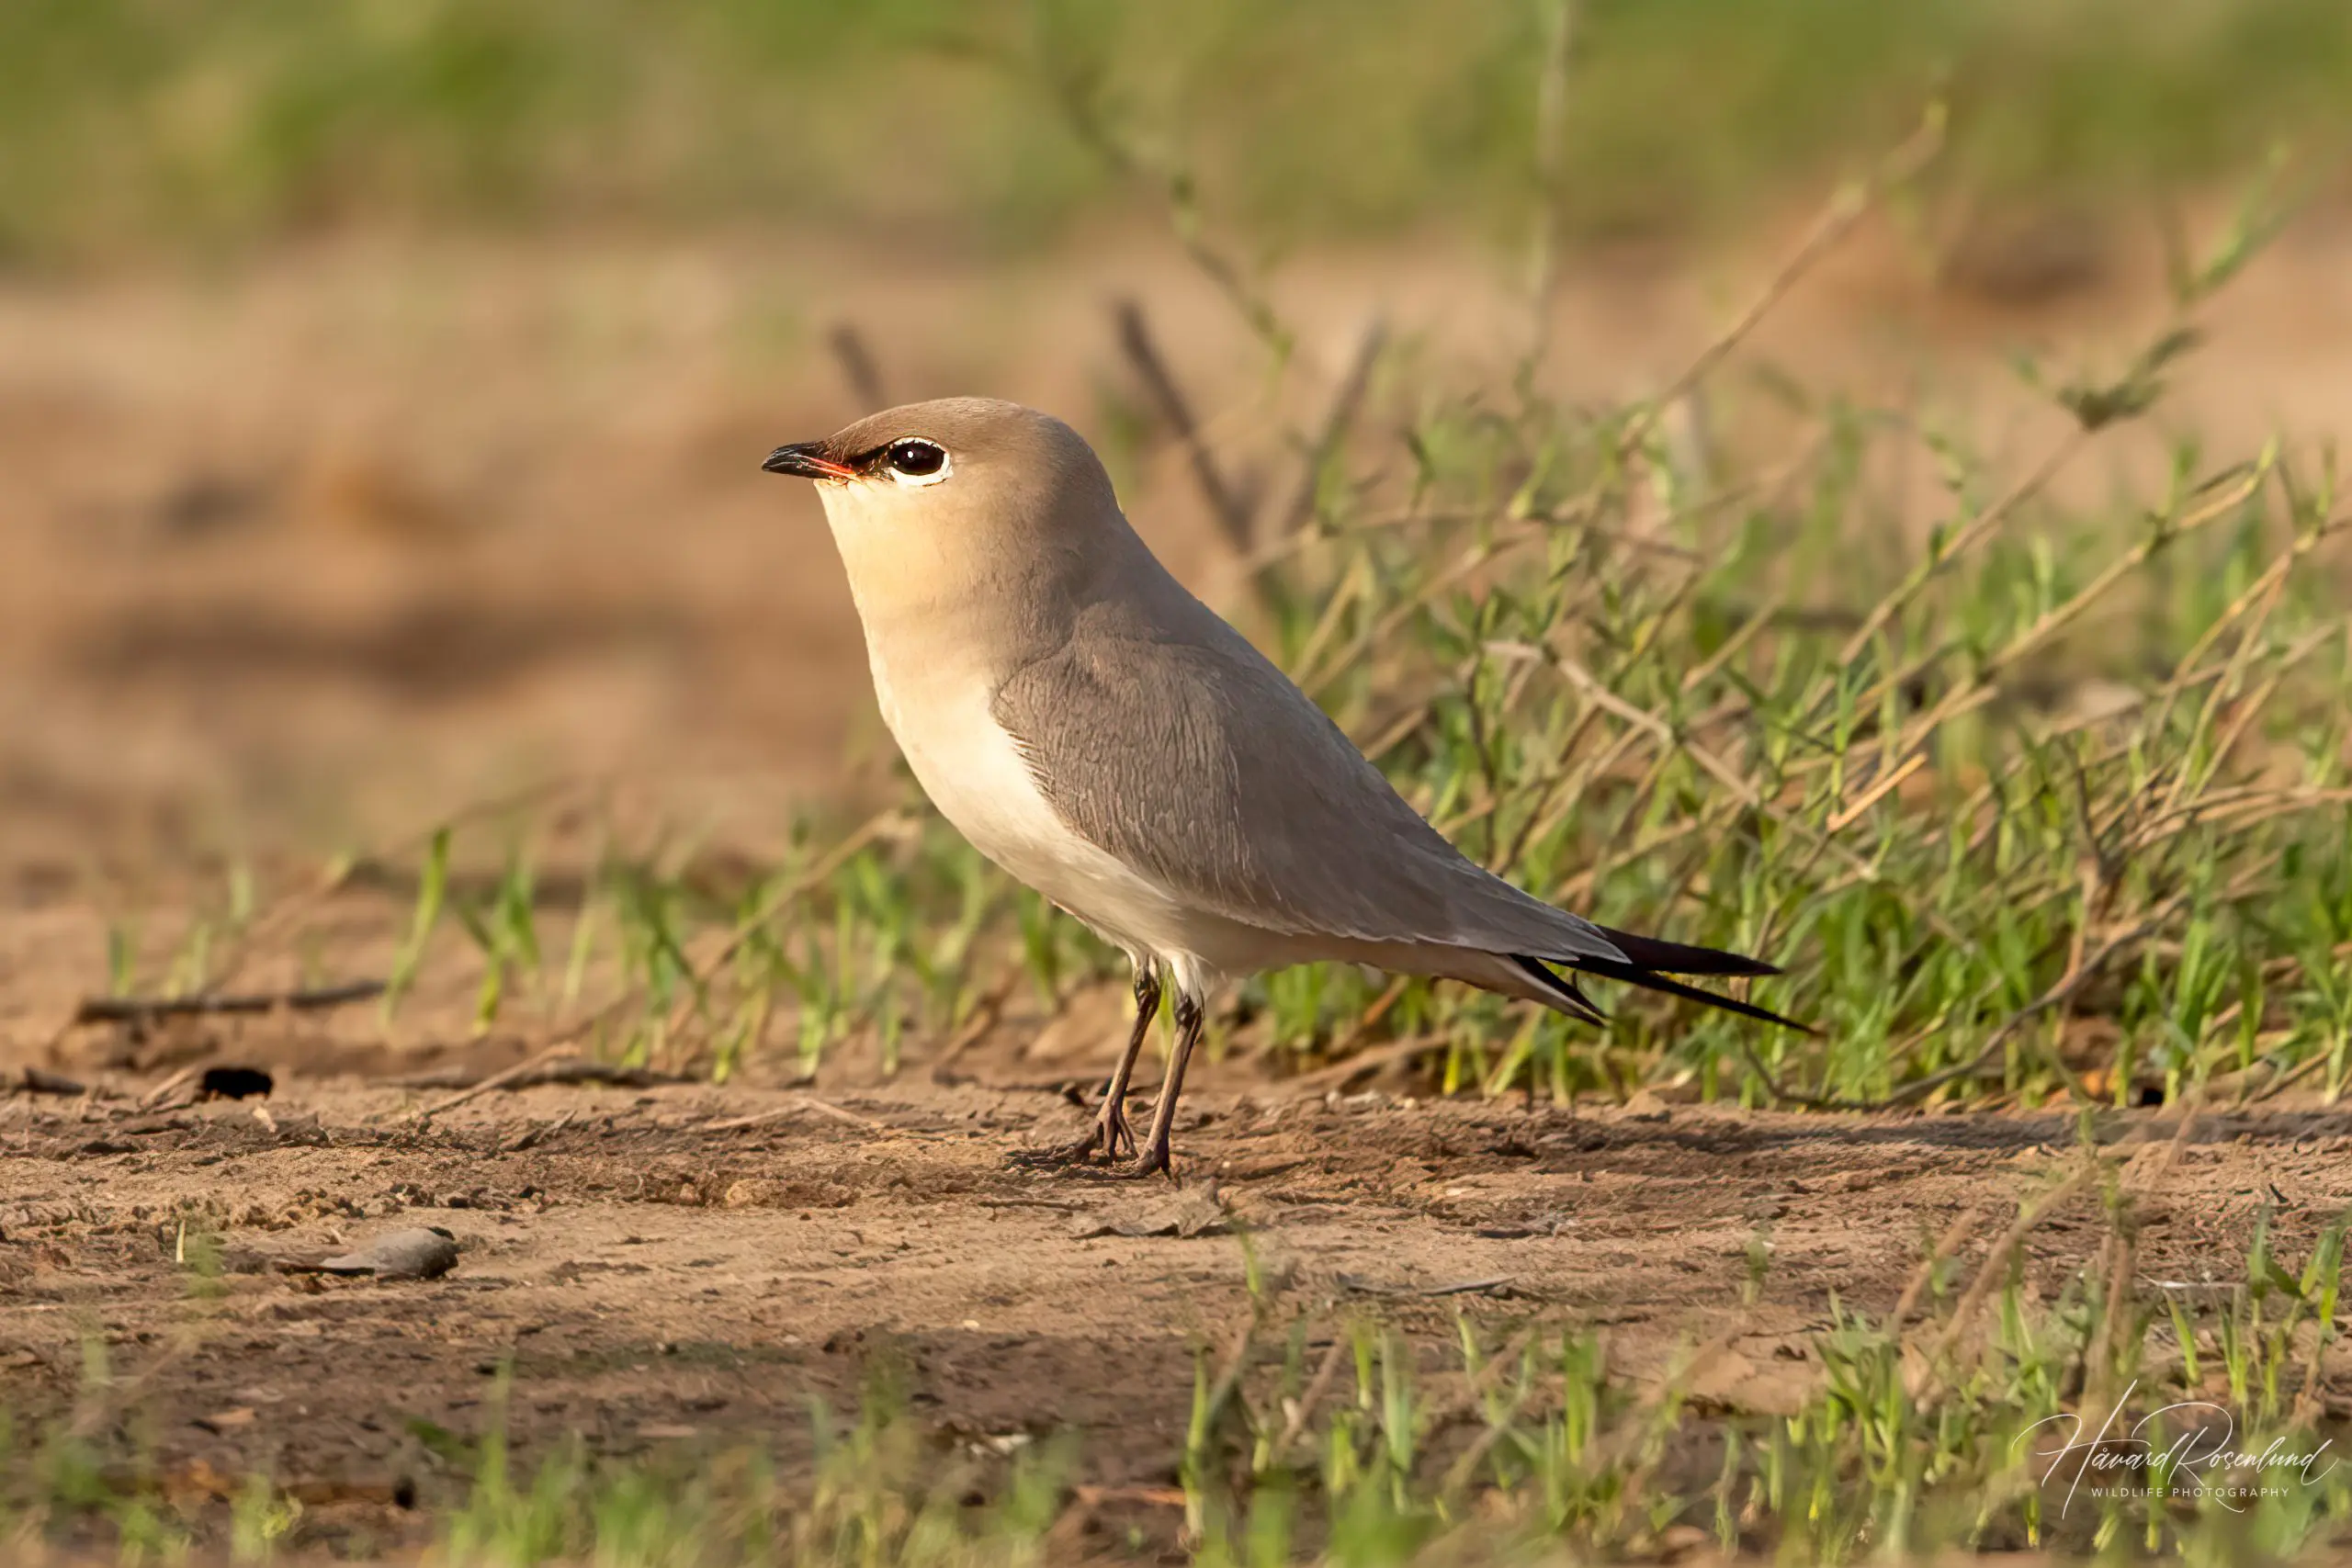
[989,613,1624,966]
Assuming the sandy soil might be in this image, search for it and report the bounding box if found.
[6,1063,2352,1553]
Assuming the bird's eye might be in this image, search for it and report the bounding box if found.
[883,439,949,484]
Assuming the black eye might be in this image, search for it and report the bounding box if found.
[886,439,945,478]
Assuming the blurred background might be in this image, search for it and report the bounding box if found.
[1,0,2346,965]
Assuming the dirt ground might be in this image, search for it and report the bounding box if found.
[7,1047,2352,1553]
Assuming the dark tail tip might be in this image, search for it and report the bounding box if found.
[1594,925,1781,977]
[1573,956,1815,1035]
[1508,954,1608,1024]
[1513,952,1811,1035]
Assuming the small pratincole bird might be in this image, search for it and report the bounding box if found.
[766,399,1802,1176]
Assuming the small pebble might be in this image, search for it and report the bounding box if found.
[318,1226,459,1280]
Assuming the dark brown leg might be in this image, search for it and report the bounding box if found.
[1009,966,1159,1168]
[1123,989,1204,1180]
[1093,967,1159,1158]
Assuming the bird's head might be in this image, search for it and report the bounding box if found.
[764,396,1117,548]
[763,396,1136,642]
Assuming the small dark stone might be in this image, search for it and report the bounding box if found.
[199,1066,274,1100]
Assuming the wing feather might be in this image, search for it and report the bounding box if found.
[990,603,1624,967]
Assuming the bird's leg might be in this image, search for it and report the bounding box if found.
[1094,967,1159,1158]
[1123,989,1204,1180]
[1008,965,1159,1168]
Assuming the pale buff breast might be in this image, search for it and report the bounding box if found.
[856,605,1188,964]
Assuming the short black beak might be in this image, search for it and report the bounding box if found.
[762,442,856,480]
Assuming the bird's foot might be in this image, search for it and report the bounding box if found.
[1110,1140,1178,1182]
[1102,1100,1136,1161]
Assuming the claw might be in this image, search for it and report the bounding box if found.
[1007,1096,1136,1170]
[1102,1104,1135,1160]
[1114,1142,1177,1182]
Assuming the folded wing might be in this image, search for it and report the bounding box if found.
[990,599,1628,969]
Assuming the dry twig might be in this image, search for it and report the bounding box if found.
[401,1045,685,1122]
[826,321,889,411]
[73,980,384,1029]
[1114,297,1257,553]
[702,1094,903,1137]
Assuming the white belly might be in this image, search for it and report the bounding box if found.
[869,645,1196,965]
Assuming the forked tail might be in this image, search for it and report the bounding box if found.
[1509,927,1811,1032]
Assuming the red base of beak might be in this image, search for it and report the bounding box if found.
[763,444,857,479]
